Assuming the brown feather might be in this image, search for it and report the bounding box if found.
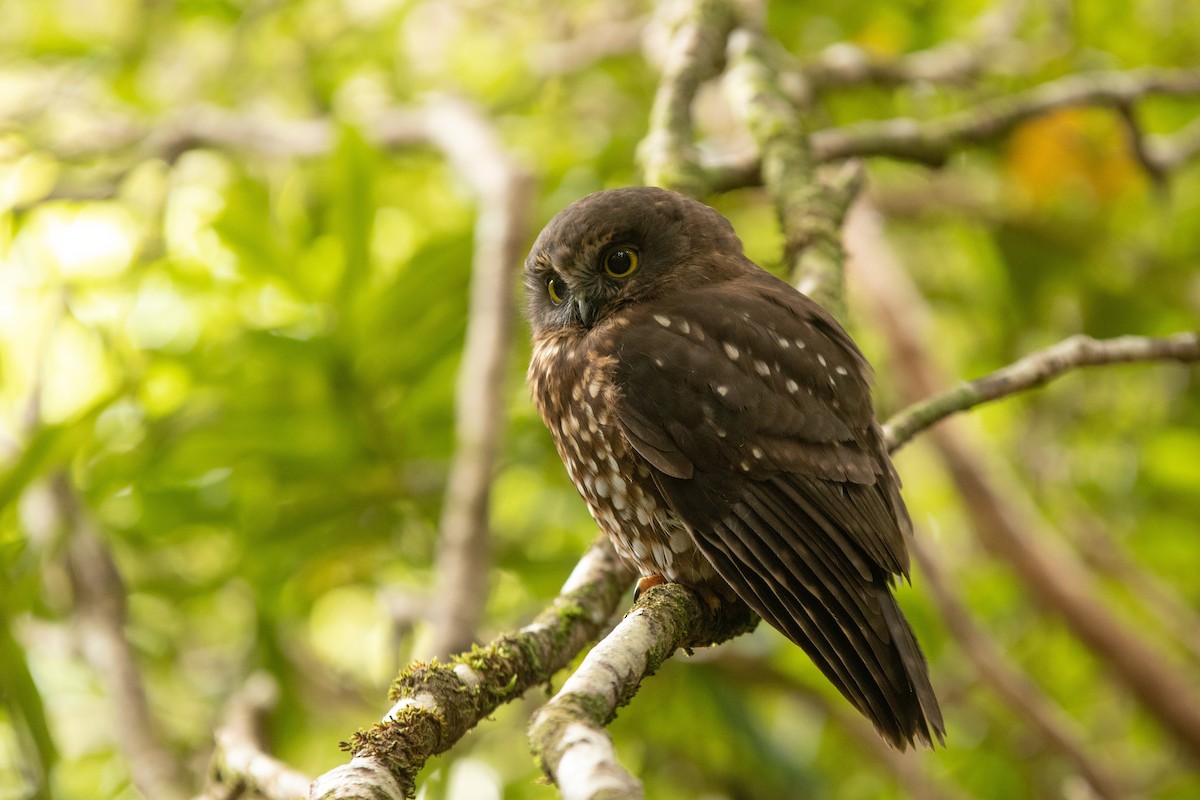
[525,186,944,749]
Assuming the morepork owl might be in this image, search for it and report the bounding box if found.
[524,186,944,749]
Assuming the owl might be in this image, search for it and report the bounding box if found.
[524,186,944,749]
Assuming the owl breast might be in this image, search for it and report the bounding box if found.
[529,326,718,585]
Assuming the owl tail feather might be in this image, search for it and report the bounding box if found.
[873,587,945,749]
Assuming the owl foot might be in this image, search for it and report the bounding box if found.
[634,574,667,602]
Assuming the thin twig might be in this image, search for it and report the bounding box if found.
[883,332,1200,452]
[423,96,536,659]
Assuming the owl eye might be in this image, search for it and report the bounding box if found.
[603,247,639,278]
[546,275,568,305]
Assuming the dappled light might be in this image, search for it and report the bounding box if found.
[1,1,1199,800]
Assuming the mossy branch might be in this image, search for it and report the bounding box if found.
[725,27,861,320]
[527,584,757,799]
[308,538,633,800]
[638,0,740,195]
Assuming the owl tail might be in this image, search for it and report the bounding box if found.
[871,586,945,749]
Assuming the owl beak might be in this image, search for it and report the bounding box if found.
[574,297,598,328]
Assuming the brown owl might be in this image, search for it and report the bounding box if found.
[524,186,944,749]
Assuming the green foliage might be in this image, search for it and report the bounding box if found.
[0,1,1198,799]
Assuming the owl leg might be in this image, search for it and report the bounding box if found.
[634,574,667,602]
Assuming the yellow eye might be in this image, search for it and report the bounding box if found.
[547,275,567,305]
[603,247,639,278]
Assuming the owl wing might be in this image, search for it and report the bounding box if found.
[610,269,943,748]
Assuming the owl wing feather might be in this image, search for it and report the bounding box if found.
[609,267,944,748]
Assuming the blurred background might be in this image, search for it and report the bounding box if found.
[1,0,1199,798]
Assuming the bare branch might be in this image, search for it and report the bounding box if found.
[803,0,1038,90]
[911,536,1133,800]
[527,583,756,799]
[52,474,192,800]
[1145,116,1200,173]
[811,67,1200,166]
[198,673,311,800]
[883,332,1200,452]
[423,97,536,659]
[309,538,634,800]
[531,16,649,75]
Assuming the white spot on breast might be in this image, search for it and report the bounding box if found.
[588,381,602,398]
[754,359,770,376]
[777,337,790,348]
[654,314,671,328]
[669,526,691,553]
[723,343,740,360]
[786,379,799,393]
[715,385,729,397]
[751,446,764,459]
[677,319,691,335]
[654,357,664,367]
[817,354,827,367]
[835,365,849,376]
[794,338,807,350]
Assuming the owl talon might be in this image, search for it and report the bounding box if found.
[634,574,667,602]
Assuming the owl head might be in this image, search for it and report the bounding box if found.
[524,187,747,335]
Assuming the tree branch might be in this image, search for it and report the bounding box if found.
[527,583,755,800]
[309,537,634,800]
[725,27,863,319]
[1145,116,1200,173]
[423,97,536,659]
[811,67,1200,166]
[883,332,1200,452]
[638,0,740,194]
[802,0,1040,90]
[198,673,311,800]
